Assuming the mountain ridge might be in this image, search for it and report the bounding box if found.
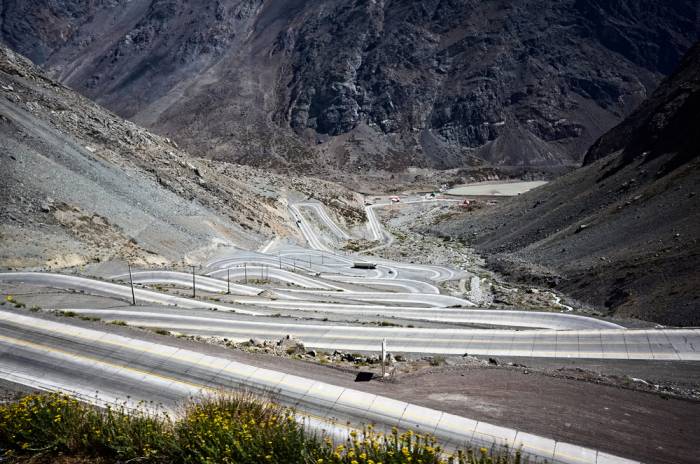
[432,42,700,326]
[2,0,698,176]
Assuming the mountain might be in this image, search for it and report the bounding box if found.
[1,0,698,176]
[433,42,700,326]
[0,45,361,269]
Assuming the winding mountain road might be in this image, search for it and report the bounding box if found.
[0,310,649,463]
[1,199,694,464]
[46,306,698,360]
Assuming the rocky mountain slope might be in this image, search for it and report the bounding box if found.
[0,45,362,269]
[433,42,700,326]
[1,0,698,176]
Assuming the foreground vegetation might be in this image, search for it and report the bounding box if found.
[0,392,526,464]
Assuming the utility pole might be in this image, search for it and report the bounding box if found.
[279,254,282,270]
[381,338,387,378]
[227,268,230,294]
[244,263,248,284]
[128,263,136,306]
[191,265,196,298]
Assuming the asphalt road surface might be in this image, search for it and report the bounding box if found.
[0,309,644,463]
[1,200,696,464]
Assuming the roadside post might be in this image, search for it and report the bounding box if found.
[381,338,387,378]
[226,268,230,294]
[191,265,196,298]
[127,263,136,306]
[244,263,248,284]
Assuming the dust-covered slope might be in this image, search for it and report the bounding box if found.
[0,45,361,269]
[1,0,698,175]
[433,43,700,326]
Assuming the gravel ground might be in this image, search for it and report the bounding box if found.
[364,202,652,328]
[1,46,364,270]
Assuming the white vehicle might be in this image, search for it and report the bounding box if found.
[353,261,377,269]
[389,195,400,203]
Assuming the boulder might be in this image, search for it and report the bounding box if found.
[278,335,305,355]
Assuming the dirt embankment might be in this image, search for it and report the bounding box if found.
[0,45,362,269]
[427,43,700,326]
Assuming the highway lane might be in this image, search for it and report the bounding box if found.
[114,270,375,302]
[52,307,697,360]
[275,246,461,283]
[208,252,320,274]
[281,289,473,307]
[1,272,624,330]
[289,203,332,251]
[115,270,426,306]
[115,270,468,307]
[0,310,645,463]
[125,295,623,331]
[365,203,385,242]
[295,202,351,241]
[206,248,458,291]
[364,197,461,244]
[290,201,463,282]
[324,276,440,294]
[214,243,462,286]
[0,272,261,315]
[207,251,372,282]
[111,270,263,296]
[207,267,349,291]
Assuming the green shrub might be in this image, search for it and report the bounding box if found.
[0,393,526,464]
[56,310,77,317]
[379,320,399,327]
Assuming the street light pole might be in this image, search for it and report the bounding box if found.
[191,265,196,298]
[381,338,387,378]
[127,263,136,306]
